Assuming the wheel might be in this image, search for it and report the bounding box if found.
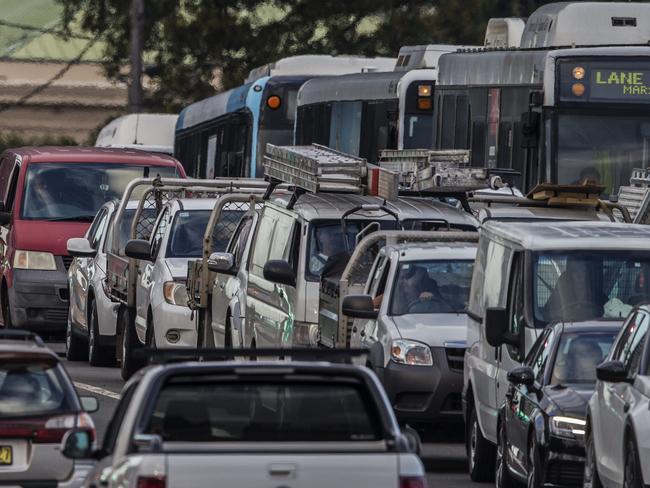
[467,403,496,482]
[88,299,115,367]
[66,313,87,361]
[249,339,257,361]
[2,286,12,329]
[496,419,516,488]
[120,309,142,380]
[225,313,233,348]
[624,433,643,488]
[145,311,157,349]
[584,423,604,488]
[527,434,542,488]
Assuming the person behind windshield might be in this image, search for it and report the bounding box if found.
[552,338,603,385]
[310,227,345,275]
[170,214,206,257]
[392,265,452,315]
[544,258,604,323]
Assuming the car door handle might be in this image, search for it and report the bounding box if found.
[268,463,296,476]
[360,330,366,337]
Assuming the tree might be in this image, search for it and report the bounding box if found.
[57,0,548,111]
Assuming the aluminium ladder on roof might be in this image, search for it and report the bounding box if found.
[617,168,650,225]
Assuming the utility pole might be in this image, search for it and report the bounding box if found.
[128,0,144,113]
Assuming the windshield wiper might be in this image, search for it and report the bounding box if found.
[44,215,96,222]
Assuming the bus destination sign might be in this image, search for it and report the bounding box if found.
[559,60,650,103]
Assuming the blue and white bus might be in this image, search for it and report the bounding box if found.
[174,55,395,178]
[294,45,474,163]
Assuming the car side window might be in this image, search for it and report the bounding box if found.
[228,216,253,269]
[367,256,388,296]
[100,382,138,457]
[250,213,276,276]
[507,252,524,359]
[268,213,294,262]
[530,328,555,384]
[615,312,649,375]
[4,162,19,212]
[150,208,170,258]
[88,209,108,249]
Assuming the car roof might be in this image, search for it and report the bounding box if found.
[0,340,59,359]
[386,242,477,261]
[482,221,650,251]
[551,320,624,335]
[478,206,612,223]
[171,198,219,211]
[6,146,181,166]
[268,192,479,227]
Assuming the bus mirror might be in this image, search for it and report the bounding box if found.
[520,112,540,149]
[529,90,543,107]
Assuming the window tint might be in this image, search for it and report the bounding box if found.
[613,312,649,374]
[151,208,170,258]
[5,163,19,213]
[268,214,294,262]
[102,382,138,455]
[468,236,489,317]
[166,210,211,258]
[529,328,555,383]
[145,380,382,442]
[88,209,109,249]
[482,241,512,310]
[0,361,73,418]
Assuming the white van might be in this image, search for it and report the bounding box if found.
[95,114,178,155]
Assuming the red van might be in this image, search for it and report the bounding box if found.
[0,147,185,331]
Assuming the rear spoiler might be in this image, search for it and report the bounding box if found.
[134,348,369,365]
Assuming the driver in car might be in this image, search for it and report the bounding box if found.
[392,265,449,315]
[310,227,344,275]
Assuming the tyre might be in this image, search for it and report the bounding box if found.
[66,314,87,361]
[584,423,604,488]
[2,286,12,329]
[624,433,643,488]
[496,419,516,488]
[467,403,496,482]
[527,434,542,488]
[120,309,142,381]
[145,311,156,349]
[88,299,115,367]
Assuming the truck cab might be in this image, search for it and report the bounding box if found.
[464,220,650,481]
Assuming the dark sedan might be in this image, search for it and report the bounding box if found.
[495,321,621,488]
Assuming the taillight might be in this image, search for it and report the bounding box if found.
[0,413,96,444]
[400,476,427,488]
[137,476,166,488]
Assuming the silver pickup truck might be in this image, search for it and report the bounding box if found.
[60,354,426,488]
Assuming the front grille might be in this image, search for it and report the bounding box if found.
[445,347,465,373]
[546,460,583,486]
[61,256,74,270]
[45,309,68,322]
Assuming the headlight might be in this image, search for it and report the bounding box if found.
[13,250,56,271]
[163,281,189,306]
[391,339,433,366]
[550,416,586,439]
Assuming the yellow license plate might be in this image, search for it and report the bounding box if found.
[0,446,12,465]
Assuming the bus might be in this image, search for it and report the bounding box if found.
[433,2,650,194]
[294,45,473,163]
[173,55,395,178]
[96,113,178,155]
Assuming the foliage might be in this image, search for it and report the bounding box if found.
[0,133,78,154]
[56,0,549,111]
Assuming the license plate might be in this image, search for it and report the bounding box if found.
[0,446,12,465]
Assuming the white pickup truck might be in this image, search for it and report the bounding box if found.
[60,355,427,488]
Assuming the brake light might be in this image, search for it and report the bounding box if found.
[137,476,166,488]
[400,476,427,488]
[0,413,96,444]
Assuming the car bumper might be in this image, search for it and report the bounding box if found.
[153,301,197,348]
[9,269,69,330]
[542,435,585,487]
[382,347,464,424]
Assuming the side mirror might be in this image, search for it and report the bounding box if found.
[61,429,94,459]
[263,260,296,287]
[485,307,518,348]
[596,360,631,383]
[207,252,235,274]
[0,208,10,227]
[124,239,152,261]
[133,433,162,453]
[67,238,97,259]
[342,294,378,319]
[507,366,535,387]
[80,395,98,413]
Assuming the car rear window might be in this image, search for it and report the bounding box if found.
[145,379,382,442]
[0,360,74,418]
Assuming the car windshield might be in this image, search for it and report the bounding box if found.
[0,360,73,418]
[550,332,617,386]
[556,113,650,196]
[390,260,474,316]
[21,163,179,221]
[534,250,650,326]
[145,379,381,442]
[166,209,245,258]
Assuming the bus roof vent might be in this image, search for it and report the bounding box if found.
[393,44,476,71]
[245,55,396,83]
[484,18,525,48]
[520,2,650,48]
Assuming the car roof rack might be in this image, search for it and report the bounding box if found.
[617,168,650,224]
[0,330,45,347]
[135,347,369,365]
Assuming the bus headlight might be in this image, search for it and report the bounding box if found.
[163,281,189,306]
[13,250,57,271]
[550,416,586,439]
[391,339,433,366]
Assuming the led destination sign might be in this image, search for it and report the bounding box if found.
[559,60,650,103]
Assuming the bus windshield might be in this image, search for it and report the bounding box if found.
[556,113,650,195]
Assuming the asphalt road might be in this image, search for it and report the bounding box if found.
[53,342,484,487]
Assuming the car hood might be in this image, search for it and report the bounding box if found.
[544,384,594,418]
[390,313,468,348]
[13,220,90,256]
[164,257,191,280]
